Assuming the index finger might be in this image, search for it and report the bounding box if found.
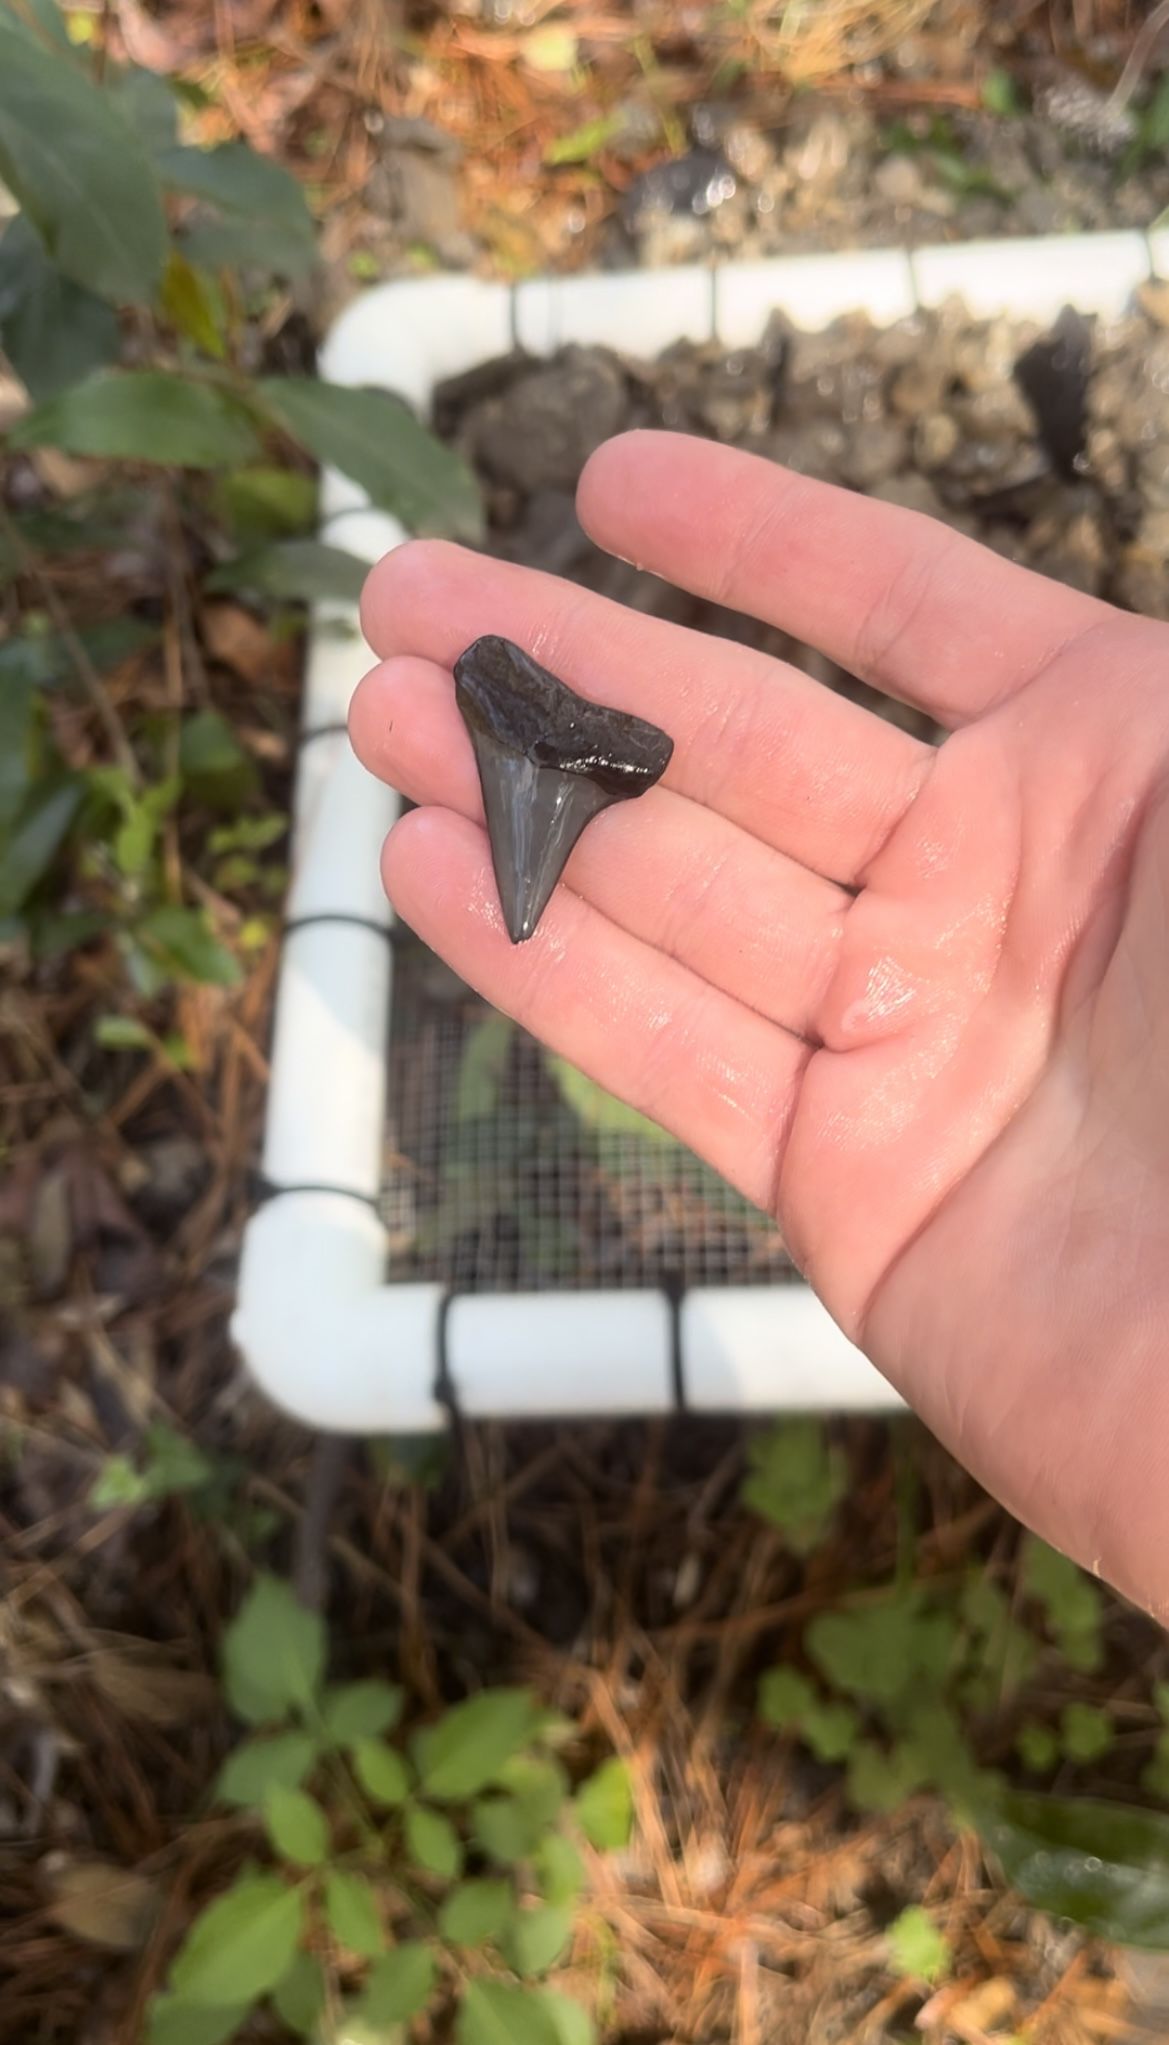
[578,432,1111,727]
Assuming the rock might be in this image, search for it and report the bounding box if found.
[454,634,673,943]
[839,419,908,489]
[955,380,1035,442]
[471,347,630,493]
[1137,279,1169,331]
[1030,503,1108,594]
[872,153,927,208]
[872,472,950,522]
[761,418,848,482]
[722,121,776,186]
[1014,307,1093,478]
[914,411,959,468]
[889,357,949,418]
[378,114,462,161]
[1116,514,1169,618]
[621,149,737,228]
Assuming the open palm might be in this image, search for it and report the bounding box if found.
[352,432,1169,1618]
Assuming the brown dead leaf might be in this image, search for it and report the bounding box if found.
[44,1856,158,1951]
[202,601,278,686]
[90,1645,216,1728]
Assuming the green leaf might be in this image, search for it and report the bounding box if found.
[887,1905,951,1985]
[359,1944,437,2025]
[497,1754,569,1828]
[573,1758,633,1852]
[457,1980,563,2045]
[1144,1731,1169,1801]
[743,1423,846,1546]
[160,250,226,360]
[405,1802,464,1880]
[982,1790,1169,1948]
[178,709,257,809]
[846,1739,927,1815]
[0,16,167,302]
[0,778,81,914]
[324,1869,383,1959]
[413,1688,539,1802]
[742,1420,846,1553]
[439,1878,515,1946]
[271,1952,325,2038]
[544,113,625,166]
[11,371,260,468]
[456,1012,514,1120]
[547,1056,673,1144]
[323,1680,404,1745]
[107,64,180,156]
[801,1700,860,1765]
[472,1794,541,1866]
[221,1576,326,1725]
[537,1991,595,2045]
[146,1995,249,2045]
[160,141,317,280]
[141,1421,213,1496]
[136,905,241,988]
[981,66,1022,117]
[353,1738,411,1807]
[0,213,119,398]
[90,1453,151,1509]
[1016,1721,1059,1774]
[807,1592,957,1708]
[504,1902,573,1978]
[213,466,317,544]
[94,1015,154,1055]
[1021,1538,1103,1673]
[534,1833,584,1907]
[255,378,484,542]
[170,1872,303,2006]
[0,652,37,829]
[1060,1702,1114,1765]
[263,1785,329,1867]
[758,1667,816,1730]
[206,539,367,606]
[215,1731,318,1809]
[1,0,75,53]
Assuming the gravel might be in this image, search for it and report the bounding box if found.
[437,290,1169,760]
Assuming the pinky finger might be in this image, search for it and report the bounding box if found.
[383,806,808,1212]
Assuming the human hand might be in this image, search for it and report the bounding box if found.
[351,430,1169,1619]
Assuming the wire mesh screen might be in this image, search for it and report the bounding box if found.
[382,936,793,1292]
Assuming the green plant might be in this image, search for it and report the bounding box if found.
[90,1421,216,1510]
[741,1419,846,1553]
[149,1576,631,2043]
[886,1904,951,1986]
[0,0,481,987]
[883,114,1012,203]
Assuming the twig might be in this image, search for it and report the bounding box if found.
[0,498,140,784]
[1106,0,1169,116]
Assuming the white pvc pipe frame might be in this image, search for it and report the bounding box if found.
[233,228,1165,1432]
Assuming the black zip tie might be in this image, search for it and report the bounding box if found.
[298,721,349,748]
[253,1176,382,1213]
[433,1290,469,1448]
[283,912,401,944]
[662,1275,688,1411]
